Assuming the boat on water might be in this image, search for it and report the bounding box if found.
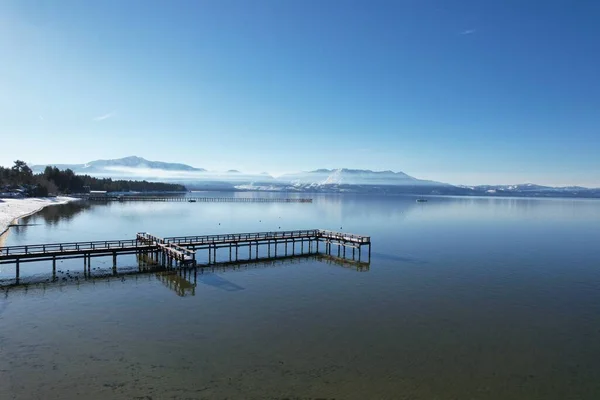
[416,198,428,203]
[188,199,197,203]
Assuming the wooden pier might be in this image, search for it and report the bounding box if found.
[0,229,371,284]
[77,195,313,203]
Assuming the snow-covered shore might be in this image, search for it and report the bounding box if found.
[0,197,80,237]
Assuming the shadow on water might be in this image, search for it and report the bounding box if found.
[371,251,428,265]
[154,268,245,296]
[196,272,245,292]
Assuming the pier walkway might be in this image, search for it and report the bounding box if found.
[0,229,371,284]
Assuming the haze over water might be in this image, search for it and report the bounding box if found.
[1,193,600,399]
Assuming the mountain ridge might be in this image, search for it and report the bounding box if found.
[27,156,599,197]
[31,156,205,173]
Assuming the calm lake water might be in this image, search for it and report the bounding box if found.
[1,193,600,399]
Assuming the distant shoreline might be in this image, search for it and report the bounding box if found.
[189,187,600,199]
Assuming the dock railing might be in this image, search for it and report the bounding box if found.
[0,239,140,257]
[317,230,371,243]
[164,229,321,245]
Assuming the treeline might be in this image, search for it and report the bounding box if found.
[1,161,186,196]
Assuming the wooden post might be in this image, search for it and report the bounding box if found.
[338,244,341,257]
[16,259,20,282]
[358,246,361,261]
[52,257,56,279]
[353,247,355,260]
[208,246,212,264]
[113,252,117,269]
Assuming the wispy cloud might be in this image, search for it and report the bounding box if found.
[39,115,44,120]
[460,29,476,35]
[93,110,117,121]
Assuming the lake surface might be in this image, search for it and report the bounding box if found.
[1,193,600,399]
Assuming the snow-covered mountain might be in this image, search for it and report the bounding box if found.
[84,156,204,172]
[277,168,447,187]
[31,156,204,174]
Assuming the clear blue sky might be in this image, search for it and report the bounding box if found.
[1,0,599,186]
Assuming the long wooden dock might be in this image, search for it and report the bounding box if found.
[77,195,313,203]
[0,229,371,284]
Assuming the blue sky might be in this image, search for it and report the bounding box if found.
[1,0,599,186]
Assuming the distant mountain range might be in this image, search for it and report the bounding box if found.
[30,156,600,198]
[31,156,205,173]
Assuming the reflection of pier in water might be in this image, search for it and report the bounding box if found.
[141,252,369,296]
[155,270,198,297]
[0,253,369,296]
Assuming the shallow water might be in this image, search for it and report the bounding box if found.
[1,193,600,399]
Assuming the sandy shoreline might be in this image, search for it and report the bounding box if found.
[0,197,80,238]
